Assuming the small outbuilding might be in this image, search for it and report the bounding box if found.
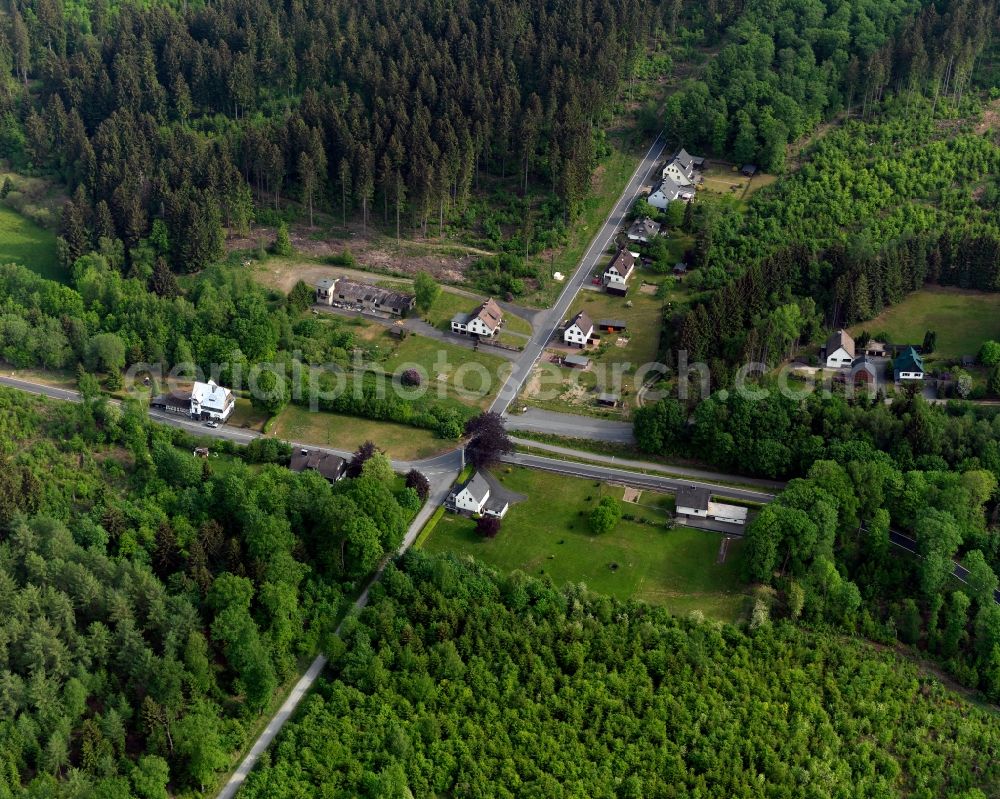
[597,319,627,333]
[596,392,620,407]
[563,354,590,369]
[741,164,758,177]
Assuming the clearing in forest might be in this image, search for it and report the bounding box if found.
[422,466,750,622]
[849,286,1000,361]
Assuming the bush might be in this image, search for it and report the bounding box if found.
[477,515,501,538]
[401,368,422,387]
[589,497,622,535]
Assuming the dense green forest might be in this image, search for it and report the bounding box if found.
[240,550,1000,798]
[665,0,994,171]
[0,386,422,795]
[636,388,1000,698]
[0,0,652,272]
[743,452,1000,703]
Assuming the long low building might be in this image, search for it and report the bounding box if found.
[315,277,414,316]
[675,485,748,525]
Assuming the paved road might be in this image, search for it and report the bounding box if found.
[502,451,777,505]
[510,436,786,491]
[505,408,635,443]
[885,528,1000,605]
[488,132,668,416]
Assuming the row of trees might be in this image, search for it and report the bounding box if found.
[0,386,423,794]
[240,550,1000,798]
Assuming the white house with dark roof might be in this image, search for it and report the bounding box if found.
[675,485,747,525]
[603,248,636,294]
[662,148,697,185]
[447,471,509,518]
[825,330,856,369]
[564,311,594,348]
[648,177,695,210]
[451,297,504,338]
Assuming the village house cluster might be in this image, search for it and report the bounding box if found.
[823,329,926,387]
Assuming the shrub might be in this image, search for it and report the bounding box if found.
[477,515,501,538]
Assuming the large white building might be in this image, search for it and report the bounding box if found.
[190,380,235,422]
[151,379,235,423]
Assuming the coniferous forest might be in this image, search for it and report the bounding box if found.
[1,0,649,272]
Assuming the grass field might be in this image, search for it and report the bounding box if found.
[271,403,450,460]
[227,398,269,431]
[379,333,510,406]
[0,205,61,281]
[698,162,777,202]
[848,287,1000,361]
[423,467,750,622]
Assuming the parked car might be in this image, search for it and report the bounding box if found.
[205,420,220,428]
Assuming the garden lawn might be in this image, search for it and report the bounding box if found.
[380,333,510,406]
[848,287,1000,361]
[271,403,449,460]
[0,205,61,281]
[423,466,750,622]
[227,398,270,432]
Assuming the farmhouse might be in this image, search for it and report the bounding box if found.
[894,347,925,381]
[626,217,661,244]
[564,311,594,348]
[647,177,695,209]
[314,276,414,316]
[661,148,703,186]
[447,471,509,518]
[289,449,347,482]
[151,379,235,423]
[451,297,504,337]
[674,485,748,525]
[825,330,855,369]
[604,248,636,295]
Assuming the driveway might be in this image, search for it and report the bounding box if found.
[313,305,522,361]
